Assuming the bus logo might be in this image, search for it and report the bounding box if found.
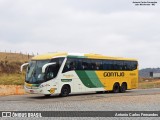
[103,72,125,77]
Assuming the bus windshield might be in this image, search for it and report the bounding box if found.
[25,58,64,84]
[25,60,50,84]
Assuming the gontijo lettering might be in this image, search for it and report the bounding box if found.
[103,72,125,77]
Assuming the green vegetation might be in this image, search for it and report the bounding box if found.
[0,73,25,85]
[0,52,32,85]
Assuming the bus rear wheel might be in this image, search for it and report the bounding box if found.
[60,85,70,97]
[120,83,127,93]
[113,83,120,93]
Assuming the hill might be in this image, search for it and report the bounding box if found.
[0,52,32,73]
[139,68,160,78]
[0,52,33,85]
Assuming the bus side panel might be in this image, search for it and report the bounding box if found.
[74,70,105,92]
[58,69,138,93]
[95,71,127,91]
[130,70,139,89]
[60,71,105,93]
[95,70,138,91]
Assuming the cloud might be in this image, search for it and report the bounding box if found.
[0,0,160,68]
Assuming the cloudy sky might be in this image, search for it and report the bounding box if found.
[0,0,160,69]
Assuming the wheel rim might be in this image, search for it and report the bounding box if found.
[121,84,126,92]
[114,84,119,93]
[62,87,69,96]
[63,89,67,95]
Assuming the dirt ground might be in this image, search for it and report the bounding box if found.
[0,85,25,96]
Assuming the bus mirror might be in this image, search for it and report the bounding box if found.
[42,62,56,73]
[20,63,29,72]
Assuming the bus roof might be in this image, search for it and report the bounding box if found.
[31,52,137,61]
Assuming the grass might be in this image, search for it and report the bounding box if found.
[138,79,160,89]
[0,73,25,85]
[0,52,31,85]
[0,52,32,73]
[0,52,31,63]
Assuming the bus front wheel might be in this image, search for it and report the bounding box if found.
[113,83,120,93]
[44,94,51,97]
[60,85,70,97]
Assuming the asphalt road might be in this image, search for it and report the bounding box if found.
[0,88,160,111]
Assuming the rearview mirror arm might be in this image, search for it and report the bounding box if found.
[42,62,56,73]
[20,63,29,72]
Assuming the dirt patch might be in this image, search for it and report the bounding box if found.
[0,85,25,96]
[138,80,160,89]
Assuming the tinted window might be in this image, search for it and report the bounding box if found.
[103,60,114,70]
[62,58,137,72]
[123,61,137,70]
[81,59,90,70]
[62,58,77,73]
[103,60,137,71]
[114,61,123,70]
[45,64,58,80]
[51,58,65,71]
[45,57,65,80]
[130,61,138,70]
[90,59,103,70]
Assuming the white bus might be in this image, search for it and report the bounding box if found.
[21,52,138,97]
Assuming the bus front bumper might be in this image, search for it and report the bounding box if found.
[24,86,57,95]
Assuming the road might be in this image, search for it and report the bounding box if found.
[0,88,160,119]
[0,88,160,112]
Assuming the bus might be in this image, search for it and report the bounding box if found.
[21,52,138,97]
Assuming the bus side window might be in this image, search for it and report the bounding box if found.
[90,60,96,70]
[76,59,82,70]
[51,57,65,71]
[131,61,137,70]
[103,60,113,70]
[95,60,103,70]
[63,62,69,73]
[81,59,91,70]
[123,61,129,70]
[82,61,88,70]
[115,60,123,70]
[124,61,134,70]
[70,61,76,70]
[134,61,138,69]
[63,58,77,73]
[63,58,71,73]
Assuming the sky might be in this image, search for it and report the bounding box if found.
[0,0,160,69]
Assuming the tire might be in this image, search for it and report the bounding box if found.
[113,83,120,93]
[96,91,105,94]
[44,94,51,97]
[60,85,70,97]
[120,83,127,93]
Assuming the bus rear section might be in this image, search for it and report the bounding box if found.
[61,57,138,94]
